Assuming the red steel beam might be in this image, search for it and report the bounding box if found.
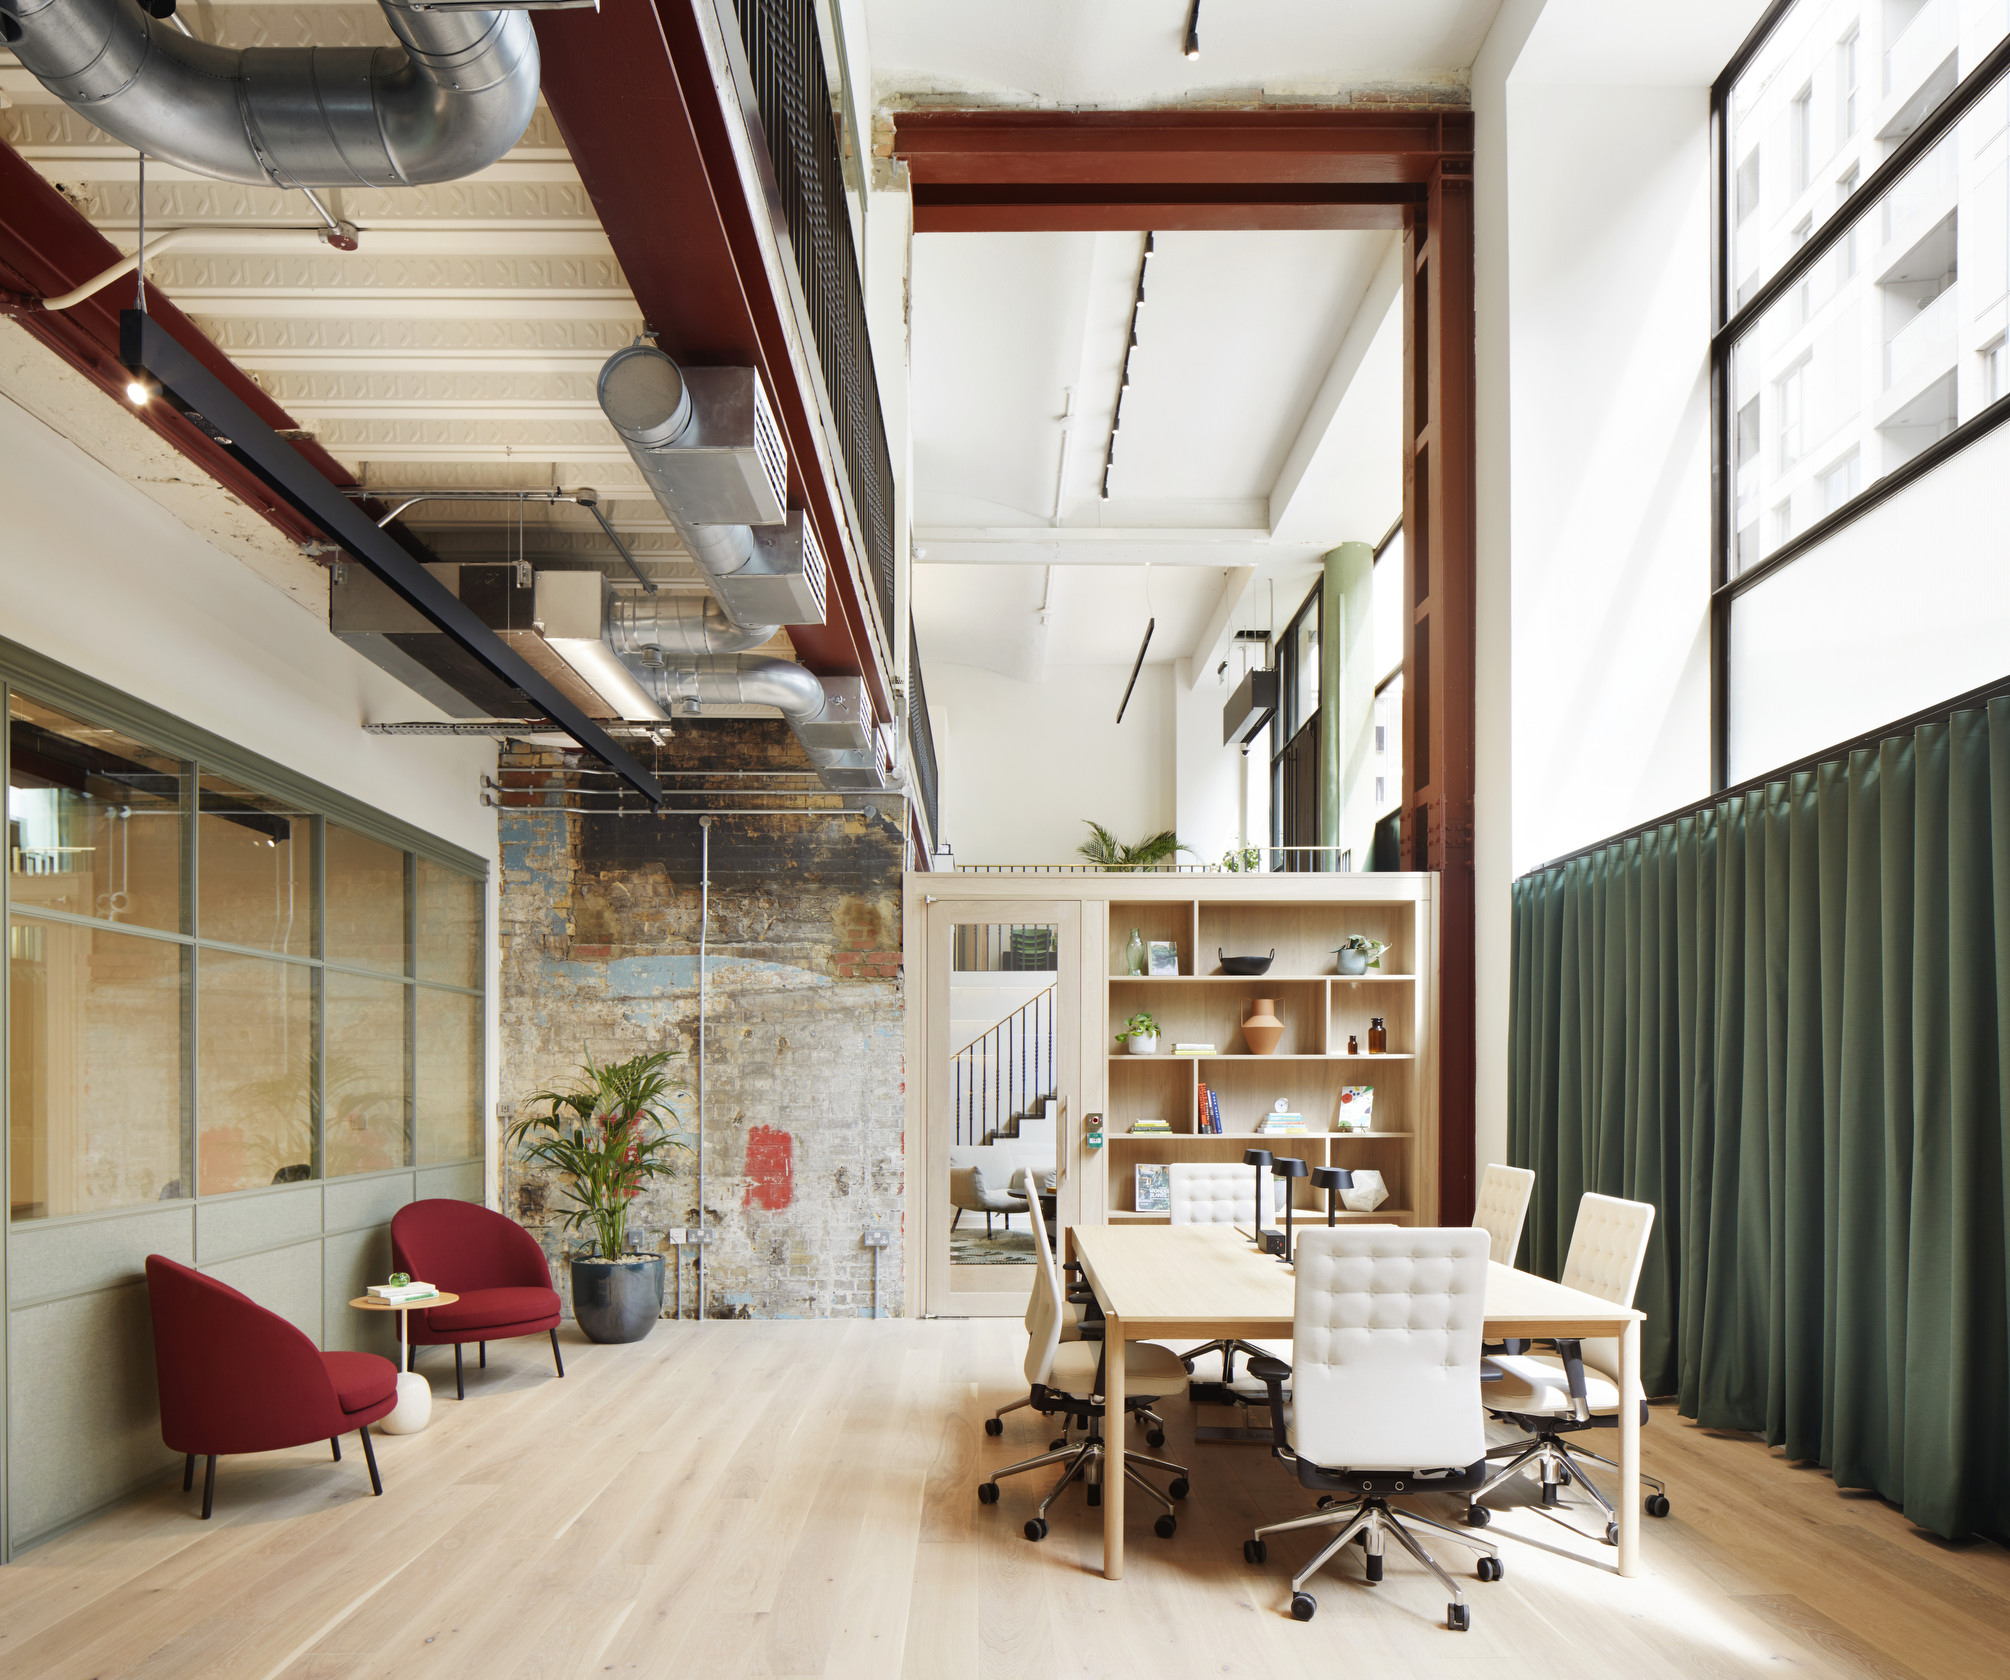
[894,109,1474,187]
[531,0,887,716]
[0,140,359,543]
[912,184,1416,234]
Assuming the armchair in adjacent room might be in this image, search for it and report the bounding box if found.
[391,1199,565,1399]
[145,1254,398,1519]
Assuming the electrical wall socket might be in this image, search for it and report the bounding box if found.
[862,1228,892,1249]
[664,1228,685,1245]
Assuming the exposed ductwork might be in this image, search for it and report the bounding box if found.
[0,0,541,188]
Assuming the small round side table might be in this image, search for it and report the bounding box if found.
[349,1292,460,1434]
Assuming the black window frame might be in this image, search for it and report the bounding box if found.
[1710,3,2010,788]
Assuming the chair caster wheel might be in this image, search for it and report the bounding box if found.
[1168,1477,1190,1500]
[1050,1438,1069,1451]
[1558,1466,1572,1485]
[1289,1591,1317,1622]
[1540,1483,1562,1506]
[1315,1495,1337,1509]
[1364,1552,1384,1582]
[1244,1538,1267,1565]
[1154,1515,1177,1539]
[1646,1494,1671,1518]
[977,1482,999,1505]
[1024,1518,1048,1541]
[1465,1504,1491,1527]
[1145,1428,1166,1448]
[1182,1358,1196,1374]
[984,1417,1003,1437]
[1476,1556,1503,1582]
[1087,1484,1101,1507]
[1605,1522,1620,1546]
[1449,1603,1471,1631]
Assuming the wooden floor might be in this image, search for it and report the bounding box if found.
[2,1318,2006,1680]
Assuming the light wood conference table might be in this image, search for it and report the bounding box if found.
[1070,1224,1646,1582]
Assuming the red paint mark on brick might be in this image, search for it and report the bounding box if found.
[744,1125,793,1211]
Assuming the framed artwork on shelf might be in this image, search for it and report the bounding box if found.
[1336,1086,1375,1131]
[1134,1163,1171,1213]
[1147,941,1180,976]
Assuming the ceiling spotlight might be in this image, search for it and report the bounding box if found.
[124,376,155,406]
[1183,0,1201,59]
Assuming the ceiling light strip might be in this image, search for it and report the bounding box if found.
[1101,231,1154,501]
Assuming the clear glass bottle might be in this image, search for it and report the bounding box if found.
[1367,1016,1387,1055]
[1125,927,1145,976]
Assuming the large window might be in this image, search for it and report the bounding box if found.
[1714,0,2010,781]
[6,688,484,1220]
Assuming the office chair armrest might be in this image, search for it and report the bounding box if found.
[1247,1354,1293,1457]
[1556,1338,1592,1421]
[1480,1358,1504,1381]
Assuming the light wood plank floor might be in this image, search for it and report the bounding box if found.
[1,1318,2004,1680]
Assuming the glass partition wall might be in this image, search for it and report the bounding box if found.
[6,690,485,1221]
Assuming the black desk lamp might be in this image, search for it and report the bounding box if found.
[1271,1155,1309,1261]
[1310,1165,1354,1226]
[1241,1148,1272,1251]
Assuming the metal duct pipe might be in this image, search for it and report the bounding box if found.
[1,0,539,187]
[626,654,825,721]
[597,345,766,617]
[608,592,772,658]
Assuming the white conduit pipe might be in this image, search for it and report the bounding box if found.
[37,226,347,311]
[697,814,710,1323]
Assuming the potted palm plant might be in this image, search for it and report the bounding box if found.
[508,1050,689,1343]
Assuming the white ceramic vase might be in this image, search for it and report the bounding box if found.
[1126,1033,1159,1056]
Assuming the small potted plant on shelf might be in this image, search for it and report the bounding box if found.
[508,1049,689,1344]
[1117,1011,1162,1056]
[1334,935,1389,977]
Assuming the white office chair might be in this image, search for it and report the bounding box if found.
[1242,1226,1502,1630]
[977,1210,1192,1542]
[1165,1160,1279,1385]
[1466,1191,1672,1541]
[1472,1163,1535,1266]
[984,1205,1086,1440]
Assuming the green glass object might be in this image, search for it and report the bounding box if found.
[387,1272,410,1288]
[1125,927,1145,976]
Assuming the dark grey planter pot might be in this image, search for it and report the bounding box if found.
[570,1254,665,1343]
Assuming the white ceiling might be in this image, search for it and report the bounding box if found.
[867,0,1503,104]
[909,226,1404,679]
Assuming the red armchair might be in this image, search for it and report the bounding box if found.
[144,1255,398,1519]
[391,1199,564,1399]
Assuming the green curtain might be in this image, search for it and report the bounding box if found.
[1508,698,2010,1540]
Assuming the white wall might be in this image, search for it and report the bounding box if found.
[1174,659,1249,869]
[932,660,1175,866]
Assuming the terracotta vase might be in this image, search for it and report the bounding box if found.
[1240,997,1285,1056]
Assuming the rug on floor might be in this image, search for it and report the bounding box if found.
[951,1229,1036,1266]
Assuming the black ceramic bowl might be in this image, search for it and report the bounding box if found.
[1218,948,1275,976]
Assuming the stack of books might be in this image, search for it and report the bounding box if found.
[1255,1113,1308,1136]
[1128,1118,1172,1135]
[368,1280,439,1303]
[1196,1083,1224,1134]
[1170,1042,1216,1057]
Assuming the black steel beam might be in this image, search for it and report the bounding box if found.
[120,309,663,804]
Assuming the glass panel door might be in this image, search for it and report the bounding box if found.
[924,900,1078,1317]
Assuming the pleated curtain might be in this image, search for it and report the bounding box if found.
[1508,698,2010,1540]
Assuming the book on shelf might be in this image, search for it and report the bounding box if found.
[1128,1118,1171,1134]
[1207,1086,1223,1134]
[1134,1163,1171,1213]
[1170,1042,1217,1056]
[1256,1114,1307,1136]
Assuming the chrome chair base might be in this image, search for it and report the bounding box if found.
[981,1425,1189,1540]
[1471,1432,1666,1538]
[1251,1495,1500,1627]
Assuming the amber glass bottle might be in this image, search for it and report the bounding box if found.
[1367,1016,1387,1055]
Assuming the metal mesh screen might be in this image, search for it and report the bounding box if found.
[907,623,940,845]
[731,0,898,645]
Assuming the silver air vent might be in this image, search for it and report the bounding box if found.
[712,512,827,628]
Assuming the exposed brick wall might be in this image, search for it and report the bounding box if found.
[497,720,906,1319]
